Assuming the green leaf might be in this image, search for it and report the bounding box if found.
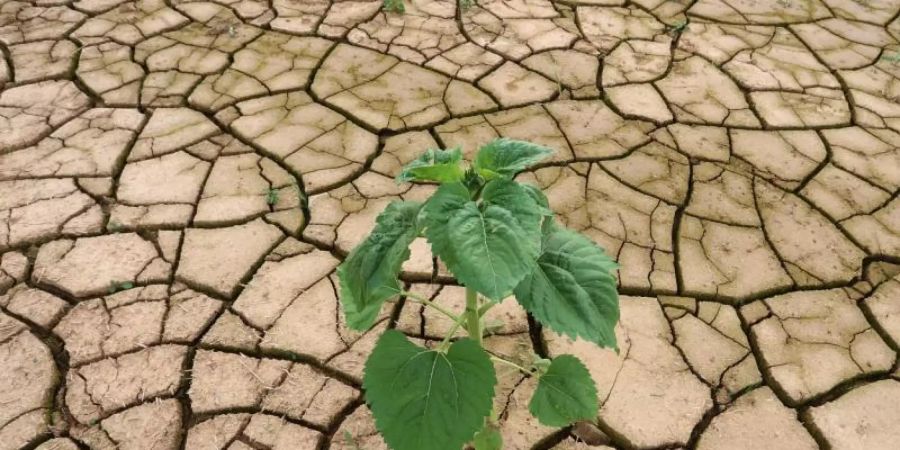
[396,147,466,184]
[474,138,554,180]
[473,423,502,450]
[364,330,496,450]
[529,354,598,427]
[481,179,544,254]
[421,182,540,300]
[513,223,619,349]
[520,183,554,217]
[337,201,422,330]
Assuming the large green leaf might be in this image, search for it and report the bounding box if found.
[396,147,465,183]
[480,179,544,256]
[337,201,421,330]
[474,138,554,180]
[529,354,598,427]
[421,182,540,300]
[520,183,554,218]
[513,224,619,349]
[364,330,496,450]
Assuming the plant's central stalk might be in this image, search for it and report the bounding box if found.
[465,287,483,346]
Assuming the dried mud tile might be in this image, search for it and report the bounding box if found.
[0,108,145,180]
[0,2,86,45]
[577,6,666,52]
[546,297,712,448]
[72,0,188,46]
[0,80,91,152]
[176,219,283,298]
[688,0,830,24]
[66,344,187,424]
[755,179,865,286]
[655,56,758,127]
[807,380,900,449]
[0,327,56,450]
[33,234,168,298]
[752,288,894,403]
[545,99,654,159]
[696,387,816,450]
[0,178,101,250]
[129,107,220,161]
[230,92,378,194]
[678,214,792,299]
[232,250,338,329]
[730,129,826,190]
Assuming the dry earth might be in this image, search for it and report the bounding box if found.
[0,0,899,449]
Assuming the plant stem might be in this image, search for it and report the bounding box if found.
[465,287,483,346]
[490,356,531,375]
[398,290,460,322]
[439,314,467,351]
[477,301,497,317]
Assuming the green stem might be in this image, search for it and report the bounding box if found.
[477,301,497,317]
[465,287,483,346]
[439,314,467,352]
[397,290,460,322]
[490,356,531,375]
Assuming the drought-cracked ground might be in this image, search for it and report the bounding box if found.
[1,0,900,449]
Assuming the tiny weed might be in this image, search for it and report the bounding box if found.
[107,281,134,294]
[106,220,123,233]
[668,21,688,35]
[881,53,900,63]
[265,188,279,205]
[382,0,404,13]
[383,0,473,13]
[342,431,362,450]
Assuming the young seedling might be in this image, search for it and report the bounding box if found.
[265,187,279,206]
[106,220,123,233]
[107,280,134,294]
[382,0,405,13]
[337,139,620,450]
[383,0,473,14]
[668,20,688,35]
[881,53,900,64]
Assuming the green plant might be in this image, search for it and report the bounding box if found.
[107,280,134,294]
[668,20,688,35]
[337,139,620,450]
[265,187,279,205]
[342,431,362,450]
[383,0,473,14]
[882,53,900,63]
[382,0,405,13]
[106,220,123,233]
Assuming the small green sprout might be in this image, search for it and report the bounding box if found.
[382,0,404,13]
[668,20,688,35]
[107,281,134,294]
[383,0,473,14]
[342,431,361,450]
[881,53,900,63]
[265,188,279,206]
[106,220,123,233]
